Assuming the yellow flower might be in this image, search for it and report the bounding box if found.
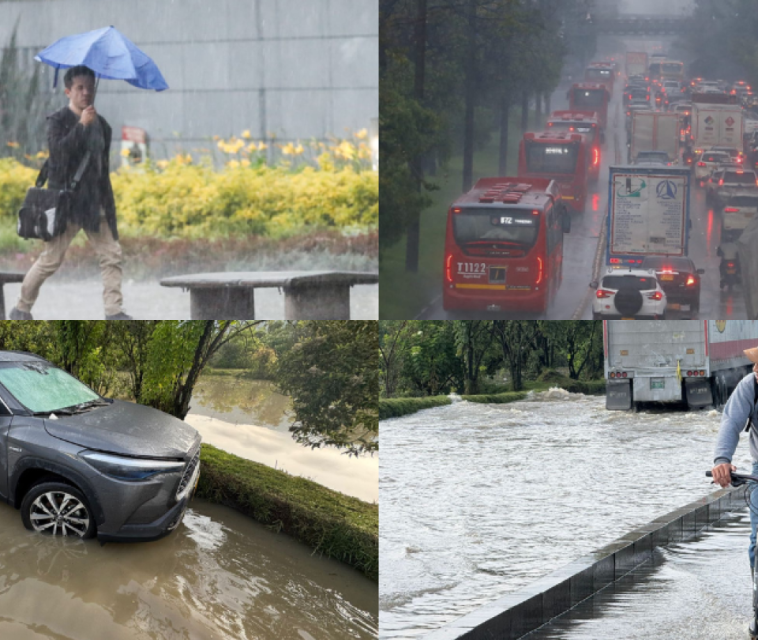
[156,159,169,169]
[355,128,368,140]
[120,148,131,157]
[281,142,296,155]
[6,141,19,148]
[242,130,251,139]
[227,160,240,169]
[246,142,258,153]
[293,143,304,156]
[36,151,48,159]
[217,140,225,151]
[241,158,251,167]
[258,142,268,151]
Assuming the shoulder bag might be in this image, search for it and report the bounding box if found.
[17,151,91,242]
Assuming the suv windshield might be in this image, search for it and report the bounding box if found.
[0,363,100,413]
[723,172,756,185]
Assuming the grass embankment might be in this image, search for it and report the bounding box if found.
[196,444,378,581]
[464,373,606,403]
[379,396,452,420]
[380,109,531,319]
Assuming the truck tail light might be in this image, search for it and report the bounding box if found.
[724,207,740,212]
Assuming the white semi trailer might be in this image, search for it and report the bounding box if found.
[604,320,758,410]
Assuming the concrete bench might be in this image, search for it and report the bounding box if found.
[159,271,378,319]
[0,273,26,319]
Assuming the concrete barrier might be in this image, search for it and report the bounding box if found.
[424,486,745,640]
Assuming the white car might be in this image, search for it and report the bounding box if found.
[695,150,731,184]
[591,268,667,319]
[720,190,758,242]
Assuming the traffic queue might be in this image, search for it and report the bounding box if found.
[442,52,757,320]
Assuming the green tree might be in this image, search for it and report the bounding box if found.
[275,321,378,455]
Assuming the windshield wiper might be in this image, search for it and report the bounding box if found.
[33,408,74,416]
[68,399,111,414]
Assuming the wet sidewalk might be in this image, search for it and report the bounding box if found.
[527,505,753,639]
[5,278,378,319]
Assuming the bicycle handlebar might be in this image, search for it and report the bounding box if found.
[706,469,758,487]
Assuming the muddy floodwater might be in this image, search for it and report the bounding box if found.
[188,377,378,503]
[0,497,377,640]
[379,390,743,639]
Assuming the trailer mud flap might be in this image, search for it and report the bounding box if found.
[606,380,632,410]
[685,378,713,408]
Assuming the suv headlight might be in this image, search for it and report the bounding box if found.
[79,451,185,481]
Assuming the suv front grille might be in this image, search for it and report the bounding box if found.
[176,448,200,497]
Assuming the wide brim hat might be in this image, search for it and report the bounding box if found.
[745,347,758,364]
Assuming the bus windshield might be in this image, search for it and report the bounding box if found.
[452,209,539,248]
[586,69,611,82]
[524,141,579,174]
[572,89,605,108]
[549,122,594,134]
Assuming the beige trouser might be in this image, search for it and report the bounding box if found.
[17,214,124,316]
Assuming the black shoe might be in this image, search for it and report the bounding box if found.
[8,307,33,320]
[105,312,133,320]
[749,618,757,640]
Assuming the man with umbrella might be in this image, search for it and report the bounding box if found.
[9,26,168,320]
[10,64,131,320]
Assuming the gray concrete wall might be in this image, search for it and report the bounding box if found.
[424,486,745,640]
[0,0,377,157]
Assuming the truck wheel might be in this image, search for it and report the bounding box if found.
[613,287,643,317]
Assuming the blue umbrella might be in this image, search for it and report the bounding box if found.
[35,25,168,91]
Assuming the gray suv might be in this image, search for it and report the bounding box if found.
[0,351,201,541]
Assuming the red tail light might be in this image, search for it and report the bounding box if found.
[593,148,600,166]
[445,254,453,283]
[609,258,621,264]
[536,257,543,285]
[596,289,614,299]
[648,291,663,301]
[724,207,740,213]
[719,178,724,186]
[727,262,735,268]
[697,162,706,167]
[686,275,696,286]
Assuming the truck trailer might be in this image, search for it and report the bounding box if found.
[604,320,758,411]
[629,111,680,163]
[606,165,691,266]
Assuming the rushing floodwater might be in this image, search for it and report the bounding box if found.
[379,390,751,639]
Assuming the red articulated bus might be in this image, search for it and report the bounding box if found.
[546,110,602,181]
[585,62,615,94]
[442,178,571,314]
[518,131,591,213]
[568,83,610,129]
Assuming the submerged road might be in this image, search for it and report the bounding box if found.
[527,506,753,639]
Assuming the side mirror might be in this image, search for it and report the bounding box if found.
[697,269,705,275]
[562,210,571,234]
[590,281,599,290]
[600,131,606,144]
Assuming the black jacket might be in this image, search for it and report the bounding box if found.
[47,106,118,240]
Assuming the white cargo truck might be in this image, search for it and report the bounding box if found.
[604,320,758,410]
[691,101,744,154]
[626,51,648,78]
[629,111,680,163]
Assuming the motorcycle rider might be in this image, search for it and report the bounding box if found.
[718,242,741,289]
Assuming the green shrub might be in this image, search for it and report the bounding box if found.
[462,391,530,404]
[379,396,452,419]
[197,444,377,580]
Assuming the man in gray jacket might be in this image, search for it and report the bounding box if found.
[712,347,758,635]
